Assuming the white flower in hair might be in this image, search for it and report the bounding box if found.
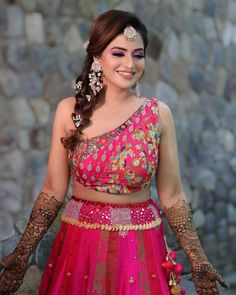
[72,113,82,128]
[74,81,83,93]
[86,95,91,102]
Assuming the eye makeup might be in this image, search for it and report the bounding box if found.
[133,50,145,58]
[111,51,125,57]
[110,49,145,58]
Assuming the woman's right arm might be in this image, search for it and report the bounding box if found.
[0,98,73,294]
[41,97,72,201]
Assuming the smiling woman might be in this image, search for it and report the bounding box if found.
[100,35,145,89]
[61,10,149,150]
[0,9,228,295]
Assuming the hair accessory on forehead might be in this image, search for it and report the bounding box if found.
[123,25,138,42]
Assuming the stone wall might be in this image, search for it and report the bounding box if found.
[0,0,236,293]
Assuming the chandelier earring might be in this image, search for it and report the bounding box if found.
[89,58,104,95]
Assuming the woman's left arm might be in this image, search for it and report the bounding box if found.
[156,101,228,295]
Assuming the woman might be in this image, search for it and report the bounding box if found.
[0,10,227,295]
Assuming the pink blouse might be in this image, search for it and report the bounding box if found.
[68,97,161,194]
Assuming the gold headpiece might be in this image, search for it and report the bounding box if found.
[123,25,138,42]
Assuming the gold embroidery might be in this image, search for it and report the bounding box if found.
[137,231,152,294]
[61,213,161,231]
[92,230,108,294]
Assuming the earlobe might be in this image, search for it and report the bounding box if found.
[93,56,101,63]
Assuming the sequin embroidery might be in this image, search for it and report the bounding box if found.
[68,98,161,194]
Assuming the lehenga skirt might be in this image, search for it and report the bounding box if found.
[38,196,170,295]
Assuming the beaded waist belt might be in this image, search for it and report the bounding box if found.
[61,195,162,231]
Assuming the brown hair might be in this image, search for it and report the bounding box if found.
[61,10,148,150]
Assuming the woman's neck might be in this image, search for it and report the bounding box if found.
[102,86,135,107]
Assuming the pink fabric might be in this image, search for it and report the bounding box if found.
[38,198,170,295]
[68,98,160,194]
[62,195,161,227]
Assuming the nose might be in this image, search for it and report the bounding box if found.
[123,54,135,69]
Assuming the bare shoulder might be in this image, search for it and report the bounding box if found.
[154,99,173,132]
[57,96,75,111]
[55,96,75,120]
[158,99,171,115]
[56,97,76,134]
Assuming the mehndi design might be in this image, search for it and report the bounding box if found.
[164,199,228,295]
[0,192,63,294]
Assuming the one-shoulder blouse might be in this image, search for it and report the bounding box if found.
[68,98,161,194]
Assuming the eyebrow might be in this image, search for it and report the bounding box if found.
[110,46,144,52]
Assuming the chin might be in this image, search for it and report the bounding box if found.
[115,80,137,90]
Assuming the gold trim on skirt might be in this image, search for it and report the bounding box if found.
[61,213,162,231]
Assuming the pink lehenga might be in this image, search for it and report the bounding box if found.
[38,98,171,294]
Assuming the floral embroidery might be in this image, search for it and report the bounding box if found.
[68,98,161,194]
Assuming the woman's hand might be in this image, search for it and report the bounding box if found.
[192,262,228,295]
[0,252,27,295]
[163,198,229,295]
[0,191,63,295]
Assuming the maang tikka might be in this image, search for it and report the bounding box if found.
[123,25,138,42]
[88,58,103,95]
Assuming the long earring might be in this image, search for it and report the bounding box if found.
[89,58,104,95]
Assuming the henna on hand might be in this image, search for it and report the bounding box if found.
[164,199,228,294]
[0,259,27,295]
[192,263,228,295]
[0,191,63,294]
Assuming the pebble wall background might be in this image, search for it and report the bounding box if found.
[0,0,236,293]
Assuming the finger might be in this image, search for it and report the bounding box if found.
[0,284,11,295]
[196,281,219,295]
[211,281,219,293]
[209,283,220,295]
[216,273,229,289]
[195,288,203,295]
[0,285,16,295]
[212,287,219,294]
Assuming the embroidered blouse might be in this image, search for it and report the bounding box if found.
[68,97,161,194]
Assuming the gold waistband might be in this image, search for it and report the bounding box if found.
[61,213,161,231]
